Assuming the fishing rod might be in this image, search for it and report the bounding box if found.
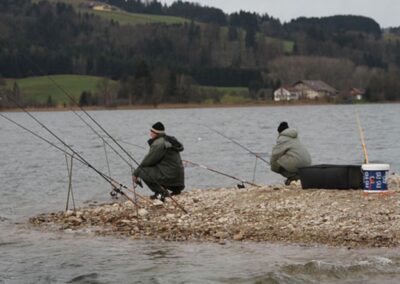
[0,113,85,165]
[204,126,270,165]
[70,108,132,168]
[0,99,145,207]
[0,111,149,206]
[183,160,261,188]
[112,138,146,150]
[106,136,260,187]
[356,112,369,164]
[20,55,142,181]
[20,58,191,212]
[24,55,140,167]
[103,136,258,188]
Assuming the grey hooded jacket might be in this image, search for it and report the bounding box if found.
[133,134,185,186]
[270,128,312,173]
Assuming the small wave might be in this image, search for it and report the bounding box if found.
[282,259,374,279]
[369,256,392,266]
[60,262,83,269]
[281,257,399,282]
[0,241,20,246]
[67,273,103,284]
[217,271,301,284]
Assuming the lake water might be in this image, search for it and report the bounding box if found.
[1,104,400,283]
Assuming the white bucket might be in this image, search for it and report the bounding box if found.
[361,163,390,192]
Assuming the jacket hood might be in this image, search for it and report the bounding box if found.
[279,128,298,139]
[165,135,184,152]
[148,134,184,152]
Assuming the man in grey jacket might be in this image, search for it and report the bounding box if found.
[133,122,185,200]
[270,122,312,185]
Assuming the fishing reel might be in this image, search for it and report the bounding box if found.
[136,179,143,188]
[237,183,245,189]
[110,186,123,199]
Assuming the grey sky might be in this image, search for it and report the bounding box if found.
[161,0,399,28]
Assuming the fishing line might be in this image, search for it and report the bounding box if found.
[2,102,186,212]
[183,160,261,187]
[101,136,261,187]
[203,125,270,165]
[70,108,132,168]
[24,55,140,166]
[0,103,144,206]
[20,57,189,212]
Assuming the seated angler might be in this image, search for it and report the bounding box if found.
[132,122,185,200]
[270,121,312,185]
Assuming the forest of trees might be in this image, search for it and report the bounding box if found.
[1,0,400,107]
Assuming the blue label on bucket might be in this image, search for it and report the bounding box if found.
[363,170,388,191]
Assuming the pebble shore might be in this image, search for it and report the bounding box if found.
[30,174,400,248]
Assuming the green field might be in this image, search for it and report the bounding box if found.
[383,32,400,42]
[200,86,248,94]
[199,86,250,104]
[89,9,189,26]
[42,0,189,26]
[6,75,115,105]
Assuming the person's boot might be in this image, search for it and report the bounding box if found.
[285,175,300,186]
[159,193,166,202]
[150,193,159,200]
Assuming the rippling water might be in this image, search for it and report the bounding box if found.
[1,104,400,283]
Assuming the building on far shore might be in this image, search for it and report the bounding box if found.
[349,88,364,101]
[292,80,338,99]
[338,87,365,102]
[273,86,300,101]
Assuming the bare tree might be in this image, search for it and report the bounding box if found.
[267,56,376,90]
[96,78,117,106]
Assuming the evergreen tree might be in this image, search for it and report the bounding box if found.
[245,28,256,48]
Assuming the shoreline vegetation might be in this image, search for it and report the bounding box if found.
[2,74,398,112]
[30,175,400,248]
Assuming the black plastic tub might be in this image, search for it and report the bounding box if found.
[298,164,363,189]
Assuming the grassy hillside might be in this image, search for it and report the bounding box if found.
[89,9,189,26]
[383,32,400,42]
[6,75,115,105]
[6,76,251,106]
[42,0,189,26]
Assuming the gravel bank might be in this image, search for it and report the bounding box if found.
[30,174,400,248]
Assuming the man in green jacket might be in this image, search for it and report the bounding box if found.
[133,122,185,200]
[270,122,312,185]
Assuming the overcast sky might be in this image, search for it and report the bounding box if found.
[161,0,399,28]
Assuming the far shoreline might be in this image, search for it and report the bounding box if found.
[1,100,395,113]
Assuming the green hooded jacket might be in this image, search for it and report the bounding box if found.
[270,128,312,173]
[133,134,185,186]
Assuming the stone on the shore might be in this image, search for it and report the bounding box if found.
[138,208,149,217]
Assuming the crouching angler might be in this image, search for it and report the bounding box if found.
[270,122,312,185]
[132,122,185,201]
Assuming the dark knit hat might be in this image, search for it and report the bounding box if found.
[151,122,165,134]
[277,121,289,133]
